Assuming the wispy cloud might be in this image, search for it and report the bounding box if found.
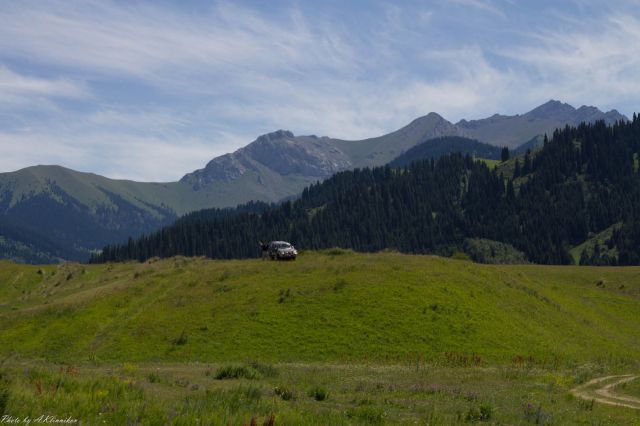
[0,129,223,182]
[0,2,359,84]
[0,1,638,180]
[0,66,88,108]
[447,0,507,18]
[500,13,640,108]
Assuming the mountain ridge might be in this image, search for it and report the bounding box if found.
[0,100,628,263]
[455,99,626,148]
[94,117,640,266]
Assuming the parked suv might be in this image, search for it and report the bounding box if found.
[268,241,298,260]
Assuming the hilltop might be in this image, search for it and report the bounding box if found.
[1,252,639,363]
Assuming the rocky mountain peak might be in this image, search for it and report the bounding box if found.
[254,130,295,144]
[525,99,576,120]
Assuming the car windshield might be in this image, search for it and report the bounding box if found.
[274,242,291,249]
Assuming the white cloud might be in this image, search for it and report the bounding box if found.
[0,2,359,85]
[447,0,507,18]
[0,66,88,108]
[0,130,223,182]
[499,13,640,109]
[0,1,639,180]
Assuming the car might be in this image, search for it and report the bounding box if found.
[268,241,298,260]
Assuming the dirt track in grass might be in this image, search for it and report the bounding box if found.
[571,375,640,409]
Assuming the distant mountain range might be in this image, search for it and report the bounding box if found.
[94,117,640,266]
[0,100,627,263]
[455,100,625,148]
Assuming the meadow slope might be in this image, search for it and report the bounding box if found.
[1,251,639,364]
[2,252,640,424]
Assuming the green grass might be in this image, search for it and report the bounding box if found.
[616,377,640,399]
[1,252,640,423]
[569,223,622,264]
[1,253,639,363]
[476,158,501,168]
[1,360,639,425]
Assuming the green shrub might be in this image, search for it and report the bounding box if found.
[323,248,354,256]
[278,289,292,303]
[215,365,261,380]
[347,406,386,424]
[578,398,594,411]
[479,405,493,420]
[333,279,347,291]
[522,402,552,425]
[451,251,471,261]
[464,404,492,422]
[122,362,138,374]
[172,331,188,345]
[463,238,529,264]
[274,386,294,401]
[248,362,278,378]
[242,385,263,401]
[308,386,329,401]
[147,371,161,383]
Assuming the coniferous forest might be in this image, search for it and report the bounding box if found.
[92,116,640,265]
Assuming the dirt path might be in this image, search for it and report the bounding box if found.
[571,375,640,409]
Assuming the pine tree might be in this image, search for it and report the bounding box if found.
[501,147,510,162]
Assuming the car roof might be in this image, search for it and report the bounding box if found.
[270,241,291,244]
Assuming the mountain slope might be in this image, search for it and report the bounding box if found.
[334,112,466,167]
[180,130,352,189]
[0,166,179,260]
[180,114,464,191]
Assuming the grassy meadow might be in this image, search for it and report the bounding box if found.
[1,251,639,424]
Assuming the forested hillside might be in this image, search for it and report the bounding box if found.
[387,136,502,168]
[93,117,640,265]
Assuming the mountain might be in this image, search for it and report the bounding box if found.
[180,113,464,189]
[387,136,502,168]
[333,112,466,167]
[0,166,178,261]
[94,117,640,265]
[0,101,628,263]
[456,100,627,148]
[0,115,465,263]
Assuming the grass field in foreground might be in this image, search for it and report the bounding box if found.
[2,360,640,425]
[1,251,639,423]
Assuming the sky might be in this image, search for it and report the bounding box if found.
[1,0,639,181]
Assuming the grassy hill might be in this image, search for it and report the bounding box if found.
[2,251,639,364]
[2,251,640,424]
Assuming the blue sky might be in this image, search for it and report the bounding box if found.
[0,0,639,181]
